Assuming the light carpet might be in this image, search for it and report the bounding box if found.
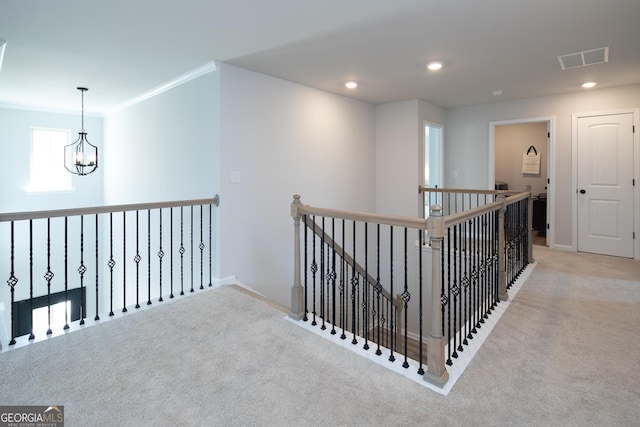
[1,245,639,426]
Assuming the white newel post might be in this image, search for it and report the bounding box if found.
[423,204,449,386]
[497,192,508,301]
[290,195,305,320]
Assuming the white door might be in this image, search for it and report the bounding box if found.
[577,113,634,257]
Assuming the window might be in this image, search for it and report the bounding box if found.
[27,128,72,192]
[13,287,84,337]
[424,122,443,189]
[32,301,71,334]
[422,122,443,242]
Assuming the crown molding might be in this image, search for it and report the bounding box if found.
[106,61,217,116]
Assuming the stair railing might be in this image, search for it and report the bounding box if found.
[0,196,219,349]
[290,190,532,388]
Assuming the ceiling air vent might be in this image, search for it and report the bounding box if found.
[558,47,609,70]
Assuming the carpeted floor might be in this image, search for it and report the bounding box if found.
[1,245,639,426]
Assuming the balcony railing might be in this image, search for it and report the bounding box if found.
[289,189,532,387]
[0,196,219,349]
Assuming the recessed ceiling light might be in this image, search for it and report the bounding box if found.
[427,62,443,71]
[345,81,358,89]
[582,82,597,89]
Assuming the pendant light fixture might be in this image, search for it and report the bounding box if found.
[64,87,98,175]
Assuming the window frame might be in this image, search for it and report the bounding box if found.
[26,127,73,193]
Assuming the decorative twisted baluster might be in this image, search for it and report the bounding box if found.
[180,207,185,296]
[170,208,174,298]
[158,209,164,302]
[44,218,54,335]
[199,205,204,290]
[7,221,18,345]
[108,212,115,316]
[135,210,141,309]
[78,216,86,325]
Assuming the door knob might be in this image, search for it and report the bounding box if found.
[579,189,586,194]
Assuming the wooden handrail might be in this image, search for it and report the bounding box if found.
[442,200,503,228]
[0,195,219,222]
[299,205,428,230]
[418,184,523,197]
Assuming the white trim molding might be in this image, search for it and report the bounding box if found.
[106,61,218,115]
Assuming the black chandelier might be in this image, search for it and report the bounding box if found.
[64,87,98,175]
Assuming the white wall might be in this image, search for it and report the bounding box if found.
[0,107,104,212]
[218,63,376,307]
[103,71,219,205]
[445,84,640,248]
[375,99,446,217]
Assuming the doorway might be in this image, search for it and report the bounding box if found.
[575,112,635,258]
[490,118,552,247]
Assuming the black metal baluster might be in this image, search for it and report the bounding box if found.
[29,220,35,340]
[45,218,53,335]
[190,206,194,293]
[320,216,326,330]
[64,217,69,330]
[340,219,346,339]
[147,209,152,305]
[158,209,164,302]
[311,215,317,326]
[464,219,471,345]
[199,205,204,290]
[440,224,446,346]
[453,224,460,358]
[208,204,213,287]
[417,228,424,375]
[388,226,394,361]
[483,213,489,322]
[330,218,336,335]
[402,227,411,368]
[456,223,464,353]
[445,227,452,365]
[303,215,308,321]
[7,221,18,345]
[474,216,480,331]
[351,220,358,345]
[79,216,86,325]
[108,213,115,316]
[135,211,141,308]
[180,207,185,296]
[363,222,369,350]
[95,214,99,321]
[123,212,128,312]
[375,223,381,355]
[170,208,174,298]
[478,215,485,325]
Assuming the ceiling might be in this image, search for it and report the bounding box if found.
[1,0,639,115]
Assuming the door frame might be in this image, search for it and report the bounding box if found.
[572,108,640,259]
[489,116,555,247]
